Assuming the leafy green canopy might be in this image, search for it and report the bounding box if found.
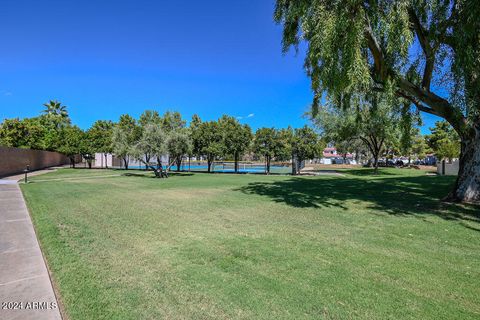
[253,128,284,160]
[291,125,324,162]
[218,115,253,159]
[0,102,72,151]
[87,120,114,154]
[274,0,479,137]
[411,134,431,159]
[313,92,410,163]
[161,111,186,133]
[42,100,70,128]
[57,126,84,157]
[166,129,192,161]
[194,121,224,161]
[131,123,167,162]
[426,121,460,160]
[0,118,46,149]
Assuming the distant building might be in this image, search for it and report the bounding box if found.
[92,153,169,169]
[312,147,356,165]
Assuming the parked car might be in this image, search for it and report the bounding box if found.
[386,159,395,167]
[332,158,344,164]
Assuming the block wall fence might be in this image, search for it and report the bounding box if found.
[0,146,72,177]
[436,160,459,176]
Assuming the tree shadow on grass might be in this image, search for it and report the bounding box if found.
[122,172,194,178]
[237,174,480,226]
[338,168,398,176]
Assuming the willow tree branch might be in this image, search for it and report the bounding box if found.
[364,15,387,81]
[396,90,439,116]
[364,22,465,133]
[408,8,435,90]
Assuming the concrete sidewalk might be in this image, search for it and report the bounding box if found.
[2,166,63,182]
[0,180,62,320]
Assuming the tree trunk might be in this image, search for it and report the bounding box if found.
[70,156,75,168]
[446,131,480,203]
[144,163,161,178]
[373,154,379,174]
[176,156,181,172]
[161,163,168,178]
[123,157,129,170]
[291,153,296,175]
[207,156,212,173]
[266,155,271,175]
[104,153,108,169]
[234,152,239,173]
[87,160,92,169]
[145,154,151,171]
[154,157,168,178]
[297,157,303,174]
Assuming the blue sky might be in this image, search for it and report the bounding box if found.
[0,0,441,133]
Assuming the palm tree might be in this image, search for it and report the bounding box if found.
[43,100,70,127]
[43,100,68,118]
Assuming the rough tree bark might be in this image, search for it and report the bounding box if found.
[446,126,480,202]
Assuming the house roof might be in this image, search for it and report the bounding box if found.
[322,147,353,159]
[322,153,354,159]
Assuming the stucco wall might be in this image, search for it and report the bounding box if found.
[0,146,71,177]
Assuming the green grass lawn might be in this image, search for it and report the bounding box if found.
[21,168,480,320]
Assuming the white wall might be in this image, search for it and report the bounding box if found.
[94,153,113,168]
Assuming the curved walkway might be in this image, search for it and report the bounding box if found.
[0,171,62,319]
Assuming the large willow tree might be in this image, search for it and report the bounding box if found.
[274,0,479,203]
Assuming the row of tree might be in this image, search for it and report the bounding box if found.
[0,100,71,151]
[0,102,324,176]
[111,111,325,176]
[0,100,459,177]
[312,93,460,173]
